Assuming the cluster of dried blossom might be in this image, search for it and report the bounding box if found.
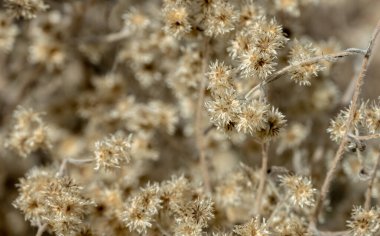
[0,0,379,235]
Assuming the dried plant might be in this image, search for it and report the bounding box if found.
[0,0,380,235]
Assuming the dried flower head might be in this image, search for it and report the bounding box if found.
[207,60,236,95]
[14,168,94,236]
[204,2,238,37]
[280,174,317,208]
[4,0,49,19]
[13,167,55,226]
[275,0,300,17]
[234,217,270,236]
[365,102,380,134]
[122,8,150,33]
[239,49,277,80]
[122,183,162,234]
[29,38,66,69]
[5,106,50,157]
[0,13,18,53]
[228,31,253,60]
[163,5,192,38]
[288,39,323,86]
[206,90,241,131]
[175,197,214,227]
[43,177,95,236]
[327,102,366,142]
[236,100,269,135]
[94,133,133,171]
[347,206,380,236]
[255,107,287,141]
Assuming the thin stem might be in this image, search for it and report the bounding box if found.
[244,48,366,100]
[351,133,380,141]
[311,19,380,225]
[57,158,94,177]
[267,195,288,225]
[254,142,269,215]
[156,222,170,236]
[364,153,380,210]
[317,230,350,236]
[195,37,211,194]
[36,223,47,236]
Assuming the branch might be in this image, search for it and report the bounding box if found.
[195,37,211,194]
[350,133,380,141]
[36,223,47,236]
[254,142,270,215]
[364,153,380,210]
[311,19,380,225]
[57,158,94,177]
[244,48,366,100]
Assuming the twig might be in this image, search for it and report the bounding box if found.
[195,37,211,194]
[267,195,288,225]
[57,158,94,177]
[316,230,350,236]
[254,142,270,215]
[203,124,215,135]
[364,153,380,210]
[311,19,380,225]
[341,57,362,105]
[244,48,366,100]
[350,133,380,141]
[36,223,47,236]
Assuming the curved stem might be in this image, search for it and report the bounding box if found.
[36,223,47,236]
[254,142,270,215]
[364,153,380,210]
[57,158,94,177]
[244,48,366,100]
[195,37,211,194]
[351,133,380,141]
[311,19,380,225]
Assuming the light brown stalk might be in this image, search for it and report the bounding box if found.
[311,19,380,224]
[36,223,47,236]
[351,133,380,141]
[58,158,94,177]
[244,48,366,100]
[195,37,211,194]
[254,142,269,215]
[364,153,380,210]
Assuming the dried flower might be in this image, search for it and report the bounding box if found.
[204,2,238,37]
[236,100,269,135]
[122,183,162,234]
[280,174,317,208]
[234,217,270,236]
[5,106,50,157]
[4,0,49,19]
[347,206,380,236]
[255,107,287,141]
[0,13,18,53]
[122,8,150,33]
[163,5,192,38]
[206,90,241,130]
[288,39,323,86]
[94,133,133,171]
[14,168,94,236]
[365,102,380,134]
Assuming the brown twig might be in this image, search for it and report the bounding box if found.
[254,142,270,215]
[35,223,47,236]
[311,19,380,225]
[57,158,94,177]
[195,37,211,194]
[244,48,366,100]
[350,133,380,141]
[364,153,380,210]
